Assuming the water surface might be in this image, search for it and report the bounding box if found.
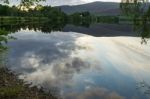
[5,26,150,99]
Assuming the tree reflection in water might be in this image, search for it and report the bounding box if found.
[0,29,9,51]
[0,29,12,68]
[1,18,150,99]
[0,30,8,69]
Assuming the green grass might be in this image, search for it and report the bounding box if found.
[0,86,23,97]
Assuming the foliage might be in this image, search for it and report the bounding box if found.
[68,12,93,27]
[97,16,119,23]
[0,0,46,6]
[0,86,23,97]
[0,4,67,24]
[0,28,14,53]
[120,2,143,17]
[120,0,150,43]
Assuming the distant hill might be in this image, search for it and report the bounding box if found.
[58,1,150,16]
[58,2,121,16]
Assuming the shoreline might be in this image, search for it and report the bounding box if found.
[0,67,57,99]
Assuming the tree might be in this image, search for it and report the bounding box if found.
[120,0,148,16]
[120,0,150,44]
[0,4,10,16]
[1,0,46,7]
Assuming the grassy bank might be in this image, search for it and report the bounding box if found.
[0,67,57,99]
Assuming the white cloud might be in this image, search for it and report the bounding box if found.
[40,0,85,6]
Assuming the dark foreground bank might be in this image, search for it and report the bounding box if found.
[0,67,57,99]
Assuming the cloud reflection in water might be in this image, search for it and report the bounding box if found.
[7,30,150,99]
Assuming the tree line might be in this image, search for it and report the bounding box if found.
[0,4,120,26]
[0,4,67,23]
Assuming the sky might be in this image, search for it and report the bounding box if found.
[1,0,121,6]
[43,0,121,6]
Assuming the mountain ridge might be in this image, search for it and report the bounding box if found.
[58,1,150,16]
[58,2,121,16]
